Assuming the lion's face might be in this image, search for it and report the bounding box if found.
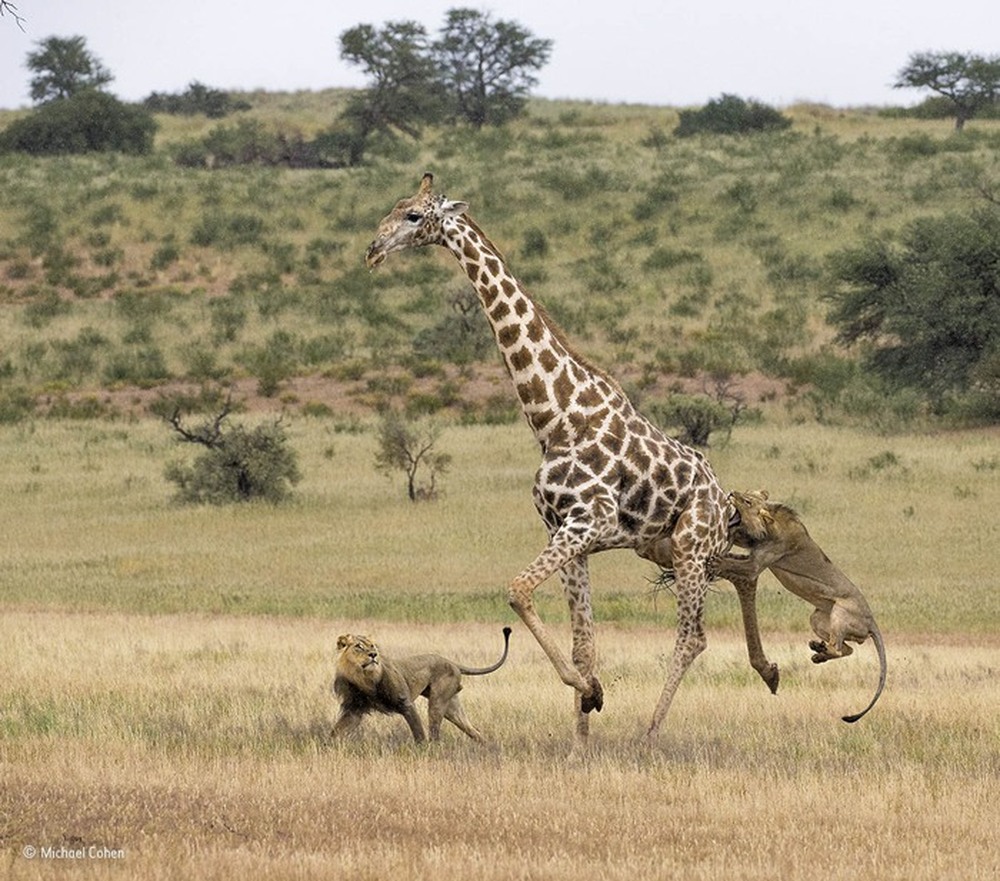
[728,490,773,544]
[335,634,383,686]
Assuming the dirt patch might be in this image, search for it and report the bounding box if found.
[36,364,792,423]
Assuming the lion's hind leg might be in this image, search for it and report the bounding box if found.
[808,608,853,663]
[443,696,485,742]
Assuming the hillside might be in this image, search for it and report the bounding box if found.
[1,91,998,425]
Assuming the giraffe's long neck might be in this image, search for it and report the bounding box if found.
[441,214,632,447]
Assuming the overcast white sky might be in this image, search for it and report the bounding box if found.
[0,0,996,110]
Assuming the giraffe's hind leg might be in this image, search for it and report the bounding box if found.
[645,538,710,742]
[560,555,602,752]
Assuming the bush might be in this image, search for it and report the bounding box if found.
[646,394,736,447]
[190,212,266,249]
[142,82,250,118]
[173,119,330,168]
[0,386,35,424]
[674,94,792,137]
[374,411,451,501]
[165,409,301,504]
[0,91,156,155]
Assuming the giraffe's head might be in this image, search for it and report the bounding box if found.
[365,173,469,269]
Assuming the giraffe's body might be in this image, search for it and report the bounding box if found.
[366,175,729,745]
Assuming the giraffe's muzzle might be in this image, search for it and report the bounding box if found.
[364,241,386,269]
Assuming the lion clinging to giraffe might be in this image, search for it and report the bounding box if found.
[366,173,738,748]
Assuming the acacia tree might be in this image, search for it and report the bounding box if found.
[374,411,451,501]
[826,209,1000,412]
[27,35,113,103]
[894,51,1000,130]
[334,21,444,165]
[433,8,552,128]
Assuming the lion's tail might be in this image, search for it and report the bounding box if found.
[458,626,512,676]
[841,622,886,723]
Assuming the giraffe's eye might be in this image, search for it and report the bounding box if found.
[405,212,423,224]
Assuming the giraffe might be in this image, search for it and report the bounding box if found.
[365,173,730,746]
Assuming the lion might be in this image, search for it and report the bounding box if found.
[331,627,511,742]
[713,490,887,723]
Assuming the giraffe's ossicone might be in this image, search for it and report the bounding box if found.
[366,174,732,747]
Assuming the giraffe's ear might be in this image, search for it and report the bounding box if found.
[441,198,469,217]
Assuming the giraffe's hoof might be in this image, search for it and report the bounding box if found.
[581,676,604,713]
[763,663,780,694]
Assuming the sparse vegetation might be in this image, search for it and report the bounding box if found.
[0,418,996,879]
[3,92,996,429]
[1,51,999,881]
[165,402,302,504]
[374,410,451,501]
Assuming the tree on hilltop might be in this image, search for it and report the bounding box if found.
[894,51,1000,131]
[1,35,155,155]
[332,20,445,165]
[433,8,552,128]
[331,10,552,164]
[27,35,113,103]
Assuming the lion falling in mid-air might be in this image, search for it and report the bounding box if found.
[714,490,887,723]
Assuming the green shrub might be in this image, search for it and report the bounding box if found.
[49,327,108,381]
[190,212,266,249]
[150,238,181,270]
[22,288,71,328]
[165,410,302,505]
[0,386,35,424]
[0,91,156,155]
[142,82,250,118]
[173,118,328,168]
[521,227,549,258]
[208,296,247,343]
[238,331,300,397]
[102,346,171,387]
[646,394,735,447]
[674,94,792,137]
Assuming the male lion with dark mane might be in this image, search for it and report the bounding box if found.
[713,490,887,723]
[331,627,511,742]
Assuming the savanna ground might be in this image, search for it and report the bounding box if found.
[2,93,1000,878]
[1,417,998,880]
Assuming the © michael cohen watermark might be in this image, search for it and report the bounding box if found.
[22,844,127,861]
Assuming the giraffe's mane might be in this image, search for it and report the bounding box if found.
[460,214,626,396]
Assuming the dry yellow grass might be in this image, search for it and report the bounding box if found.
[1,417,997,877]
[2,613,997,880]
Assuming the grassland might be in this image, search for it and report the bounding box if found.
[1,93,999,878]
[2,94,1000,423]
[1,416,998,879]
